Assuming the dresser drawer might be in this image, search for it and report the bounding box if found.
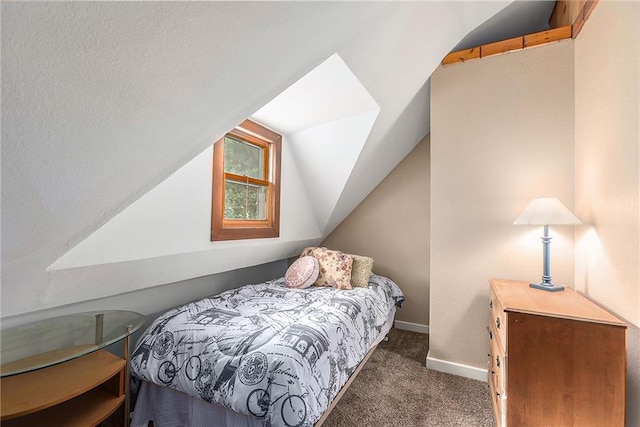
[490,347,506,395]
[489,286,507,426]
[489,288,507,351]
[489,335,505,395]
[488,366,505,427]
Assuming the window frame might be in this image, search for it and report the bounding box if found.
[211,119,281,241]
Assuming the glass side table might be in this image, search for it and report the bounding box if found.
[1,310,145,427]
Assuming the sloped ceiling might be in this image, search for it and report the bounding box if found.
[48,54,376,269]
[2,1,523,316]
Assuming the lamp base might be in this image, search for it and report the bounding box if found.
[529,282,565,292]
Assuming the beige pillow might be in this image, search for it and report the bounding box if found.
[300,247,353,290]
[349,254,374,288]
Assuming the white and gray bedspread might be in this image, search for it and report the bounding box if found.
[130,274,404,427]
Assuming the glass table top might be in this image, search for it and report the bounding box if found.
[0,310,145,377]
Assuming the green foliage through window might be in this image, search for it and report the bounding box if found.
[223,136,264,180]
[224,180,267,220]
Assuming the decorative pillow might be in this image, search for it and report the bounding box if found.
[300,247,353,290]
[349,254,374,288]
[285,256,319,289]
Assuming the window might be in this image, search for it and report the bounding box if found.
[211,119,281,241]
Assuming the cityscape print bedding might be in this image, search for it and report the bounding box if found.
[130,274,404,427]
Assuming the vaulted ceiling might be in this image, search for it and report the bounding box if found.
[1,1,553,316]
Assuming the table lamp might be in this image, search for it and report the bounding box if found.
[513,197,582,292]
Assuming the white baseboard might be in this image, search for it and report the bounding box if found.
[426,350,488,383]
[394,320,429,334]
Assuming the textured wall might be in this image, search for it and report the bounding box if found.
[1,1,509,317]
[430,40,576,369]
[322,136,430,326]
[574,1,640,425]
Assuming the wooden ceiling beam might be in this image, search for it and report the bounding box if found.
[442,0,599,66]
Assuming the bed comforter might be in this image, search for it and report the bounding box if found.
[130,274,404,427]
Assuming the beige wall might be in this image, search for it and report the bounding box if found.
[574,1,640,425]
[322,136,430,326]
[430,40,576,368]
[430,3,639,423]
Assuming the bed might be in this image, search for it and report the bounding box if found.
[130,273,404,427]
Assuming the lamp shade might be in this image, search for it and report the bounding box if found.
[513,197,582,225]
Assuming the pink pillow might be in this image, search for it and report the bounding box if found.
[285,256,319,289]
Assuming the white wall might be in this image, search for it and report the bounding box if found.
[430,40,576,371]
[49,140,321,269]
[574,0,639,329]
[38,53,380,317]
[2,260,287,328]
[288,110,379,234]
[2,2,511,318]
[574,1,640,425]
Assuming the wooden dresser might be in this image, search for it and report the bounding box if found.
[488,278,626,427]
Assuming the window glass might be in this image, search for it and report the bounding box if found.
[211,119,281,241]
[223,136,264,180]
[224,180,267,220]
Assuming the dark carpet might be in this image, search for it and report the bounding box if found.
[104,329,494,427]
[321,329,494,427]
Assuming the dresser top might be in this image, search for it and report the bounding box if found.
[490,278,626,327]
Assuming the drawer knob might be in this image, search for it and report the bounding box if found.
[486,326,493,340]
[496,317,501,329]
[489,300,493,309]
[496,355,501,368]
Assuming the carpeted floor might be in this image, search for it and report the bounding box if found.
[321,329,495,427]
[105,329,494,427]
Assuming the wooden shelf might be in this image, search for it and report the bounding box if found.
[1,350,125,419]
[2,388,125,427]
[1,350,126,427]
